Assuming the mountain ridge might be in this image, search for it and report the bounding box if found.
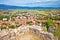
[0,4,60,9]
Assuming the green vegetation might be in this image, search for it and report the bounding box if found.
[54,27,60,39]
[0,26,6,30]
[16,24,22,28]
[46,20,55,30]
[0,14,10,20]
[0,25,7,30]
[37,17,42,20]
[8,25,15,29]
[27,21,33,25]
[46,20,55,27]
[51,16,60,20]
[11,13,18,18]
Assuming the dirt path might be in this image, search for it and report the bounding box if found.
[16,32,43,40]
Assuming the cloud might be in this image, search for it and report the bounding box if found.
[0,0,60,7]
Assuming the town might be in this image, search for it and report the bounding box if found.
[0,10,60,40]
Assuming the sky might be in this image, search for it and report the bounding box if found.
[0,0,60,7]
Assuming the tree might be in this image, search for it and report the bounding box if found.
[0,14,3,20]
[27,21,33,25]
[46,20,55,31]
[0,14,10,20]
[8,25,15,29]
[0,26,6,30]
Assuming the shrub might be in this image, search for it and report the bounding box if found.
[27,21,33,25]
[8,25,15,29]
[0,27,6,30]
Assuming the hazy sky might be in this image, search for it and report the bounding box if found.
[0,0,60,7]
